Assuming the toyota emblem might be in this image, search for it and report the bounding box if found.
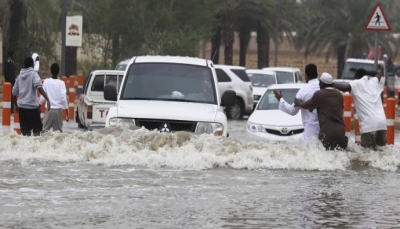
[281,127,288,134]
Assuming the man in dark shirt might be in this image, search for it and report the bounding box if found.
[4,51,16,112]
[295,73,348,151]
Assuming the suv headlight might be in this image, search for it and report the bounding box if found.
[195,122,224,136]
[247,122,266,133]
[109,118,136,127]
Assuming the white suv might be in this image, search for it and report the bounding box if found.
[262,67,303,84]
[214,65,253,119]
[104,56,236,137]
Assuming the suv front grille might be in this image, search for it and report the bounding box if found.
[135,119,197,132]
[265,128,304,136]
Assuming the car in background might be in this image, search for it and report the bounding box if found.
[247,83,305,141]
[262,67,303,84]
[214,65,254,119]
[76,70,124,130]
[334,58,386,92]
[115,59,130,71]
[104,56,236,137]
[246,69,276,108]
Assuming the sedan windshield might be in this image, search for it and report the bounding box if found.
[247,73,276,87]
[257,88,299,110]
[275,71,294,84]
[121,63,216,104]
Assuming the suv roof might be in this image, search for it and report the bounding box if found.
[346,58,385,64]
[134,56,209,66]
[214,64,246,70]
[246,69,274,75]
[263,67,300,72]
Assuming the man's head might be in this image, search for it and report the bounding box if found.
[24,57,34,68]
[51,63,60,76]
[305,64,318,82]
[319,72,333,89]
[354,68,367,80]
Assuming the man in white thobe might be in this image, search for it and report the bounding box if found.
[273,64,320,142]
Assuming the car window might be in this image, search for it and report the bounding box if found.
[91,75,105,91]
[275,71,294,84]
[84,73,92,94]
[215,69,232,82]
[122,63,217,104]
[257,88,299,110]
[115,64,127,71]
[297,71,303,82]
[341,62,385,80]
[231,69,250,82]
[247,73,276,87]
[105,74,124,91]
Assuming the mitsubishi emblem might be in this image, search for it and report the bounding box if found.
[160,123,171,133]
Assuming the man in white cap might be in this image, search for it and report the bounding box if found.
[295,73,348,150]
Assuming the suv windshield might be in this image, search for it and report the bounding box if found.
[247,73,276,87]
[275,71,294,84]
[257,88,299,110]
[122,63,216,104]
[341,62,385,80]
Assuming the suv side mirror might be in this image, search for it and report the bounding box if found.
[104,84,117,101]
[221,90,236,107]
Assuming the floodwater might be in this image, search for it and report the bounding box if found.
[0,120,400,228]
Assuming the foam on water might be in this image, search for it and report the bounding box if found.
[0,127,399,171]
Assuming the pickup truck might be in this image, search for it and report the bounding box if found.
[76,70,124,130]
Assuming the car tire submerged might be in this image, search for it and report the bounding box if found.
[226,99,244,120]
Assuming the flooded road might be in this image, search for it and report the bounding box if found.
[0,120,400,228]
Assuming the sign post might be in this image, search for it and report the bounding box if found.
[364,2,391,70]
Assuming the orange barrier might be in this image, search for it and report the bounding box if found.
[14,109,21,135]
[386,98,395,145]
[77,73,83,98]
[61,76,67,120]
[343,93,352,137]
[2,83,12,130]
[68,75,75,120]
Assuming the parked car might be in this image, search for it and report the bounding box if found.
[262,67,303,84]
[247,83,305,141]
[76,70,124,130]
[334,58,386,92]
[214,64,253,119]
[115,59,130,71]
[246,69,276,109]
[104,56,236,137]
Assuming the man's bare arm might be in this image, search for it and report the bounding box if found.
[333,82,351,92]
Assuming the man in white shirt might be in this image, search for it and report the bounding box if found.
[333,68,386,149]
[40,63,69,132]
[273,64,320,141]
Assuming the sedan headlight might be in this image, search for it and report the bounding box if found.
[247,122,266,133]
[195,122,224,136]
[109,118,136,127]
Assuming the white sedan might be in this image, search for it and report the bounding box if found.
[247,83,305,141]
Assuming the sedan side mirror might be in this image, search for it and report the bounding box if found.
[104,84,117,101]
[221,90,236,107]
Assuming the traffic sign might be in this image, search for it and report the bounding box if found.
[364,2,391,32]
